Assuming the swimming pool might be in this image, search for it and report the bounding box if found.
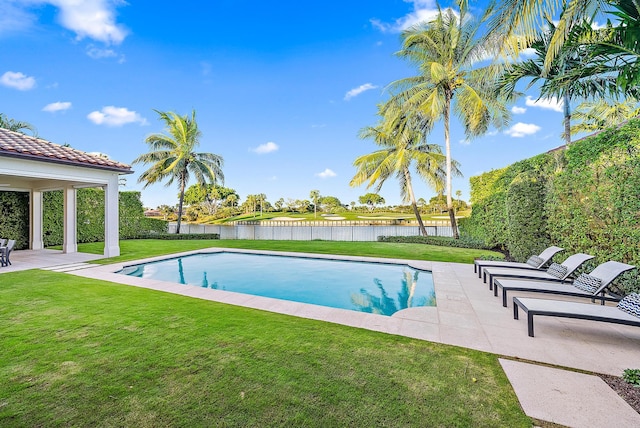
[119,252,435,316]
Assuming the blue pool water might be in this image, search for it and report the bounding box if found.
[120,252,435,316]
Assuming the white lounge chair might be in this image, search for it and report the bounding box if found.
[513,293,640,337]
[474,246,564,278]
[482,253,594,290]
[493,261,636,306]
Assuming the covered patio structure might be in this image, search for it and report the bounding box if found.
[0,128,133,257]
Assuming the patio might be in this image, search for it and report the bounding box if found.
[0,249,103,273]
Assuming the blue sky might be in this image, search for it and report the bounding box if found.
[1,0,575,209]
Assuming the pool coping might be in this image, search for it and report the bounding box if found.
[71,248,439,337]
[69,248,640,376]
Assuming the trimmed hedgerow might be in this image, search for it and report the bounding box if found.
[0,191,30,250]
[505,170,550,262]
[466,118,640,294]
[44,189,168,245]
[377,235,489,250]
[1,189,168,248]
[126,232,219,240]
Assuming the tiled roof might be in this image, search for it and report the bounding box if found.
[0,127,132,173]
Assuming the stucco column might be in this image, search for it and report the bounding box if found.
[104,174,120,257]
[62,186,77,253]
[30,190,44,250]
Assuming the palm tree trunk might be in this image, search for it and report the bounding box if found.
[444,94,459,239]
[404,167,428,236]
[176,174,186,234]
[563,93,571,145]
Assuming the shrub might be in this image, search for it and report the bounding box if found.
[466,118,640,294]
[127,233,219,240]
[0,191,30,249]
[2,189,168,248]
[377,235,490,250]
[622,369,640,387]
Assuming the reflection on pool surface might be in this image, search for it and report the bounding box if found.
[120,252,435,316]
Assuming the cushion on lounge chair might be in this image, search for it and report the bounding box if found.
[546,263,568,279]
[572,273,602,293]
[526,255,544,267]
[618,293,640,318]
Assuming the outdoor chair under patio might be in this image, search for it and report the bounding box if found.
[513,293,640,337]
[482,253,594,290]
[474,246,564,278]
[493,261,636,306]
[0,239,6,247]
[0,239,16,267]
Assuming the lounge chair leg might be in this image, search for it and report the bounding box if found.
[513,303,519,320]
[527,313,535,337]
[494,282,499,297]
[502,289,508,307]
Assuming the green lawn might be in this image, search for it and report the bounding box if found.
[77,239,503,265]
[0,270,530,427]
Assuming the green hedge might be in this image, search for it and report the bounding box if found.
[466,118,640,294]
[126,233,220,240]
[44,189,168,246]
[0,189,167,249]
[0,191,30,249]
[377,235,489,249]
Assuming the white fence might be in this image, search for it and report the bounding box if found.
[168,221,457,241]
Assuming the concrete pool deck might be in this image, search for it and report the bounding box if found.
[5,248,640,426]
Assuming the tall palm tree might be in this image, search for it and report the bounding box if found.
[350,104,455,237]
[570,97,640,135]
[0,113,37,135]
[309,190,320,218]
[499,19,618,144]
[133,110,224,234]
[389,3,510,238]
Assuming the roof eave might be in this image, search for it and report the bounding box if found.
[0,151,134,174]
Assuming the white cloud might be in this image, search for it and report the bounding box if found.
[344,83,378,100]
[86,45,125,62]
[525,96,563,113]
[511,106,526,114]
[87,106,147,126]
[47,0,128,44]
[316,168,337,179]
[504,122,541,138]
[0,71,36,90]
[42,101,72,112]
[251,141,279,154]
[519,48,537,58]
[0,1,37,36]
[371,0,452,33]
[459,139,470,145]
[0,1,128,44]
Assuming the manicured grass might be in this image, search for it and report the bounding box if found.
[0,271,530,427]
[76,239,503,265]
